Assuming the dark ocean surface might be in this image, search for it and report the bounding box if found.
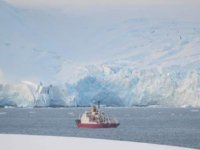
[0,107,200,149]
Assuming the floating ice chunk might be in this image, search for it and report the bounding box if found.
[0,112,6,115]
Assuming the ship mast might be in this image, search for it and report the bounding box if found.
[97,101,100,109]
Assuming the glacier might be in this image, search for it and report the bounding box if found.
[0,0,200,107]
[0,65,200,107]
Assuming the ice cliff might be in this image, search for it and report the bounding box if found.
[0,65,200,107]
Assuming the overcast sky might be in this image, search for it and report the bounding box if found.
[4,0,200,22]
[4,0,200,8]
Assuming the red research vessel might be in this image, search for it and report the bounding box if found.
[75,104,120,128]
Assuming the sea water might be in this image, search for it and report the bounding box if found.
[0,107,200,149]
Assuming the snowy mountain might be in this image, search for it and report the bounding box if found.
[0,0,200,107]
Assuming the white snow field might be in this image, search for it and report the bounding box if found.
[0,134,197,150]
[0,0,200,107]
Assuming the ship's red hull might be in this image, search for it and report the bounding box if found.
[75,120,119,128]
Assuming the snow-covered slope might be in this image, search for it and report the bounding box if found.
[0,134,196,150]
[0,0,200,107]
